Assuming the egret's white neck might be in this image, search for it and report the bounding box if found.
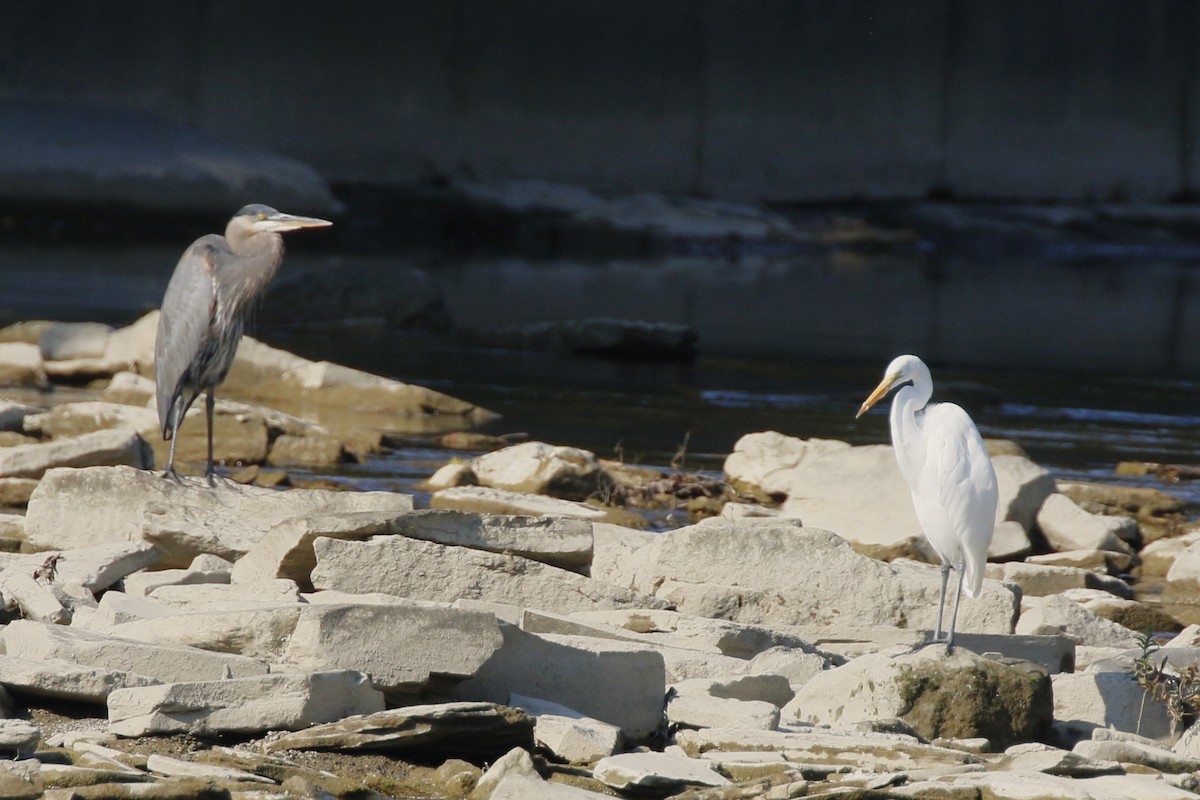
[889,377,932,478]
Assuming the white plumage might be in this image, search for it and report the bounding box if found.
[857,354,998,649]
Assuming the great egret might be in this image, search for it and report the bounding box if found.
[155,204,332,482]
[856,354,998,650]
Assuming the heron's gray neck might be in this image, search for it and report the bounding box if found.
[220,232,285,318]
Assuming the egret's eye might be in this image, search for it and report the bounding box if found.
[257,211,267,221]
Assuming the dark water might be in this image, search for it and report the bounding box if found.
[263,326,1200,516]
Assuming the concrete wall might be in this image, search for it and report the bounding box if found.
[0,1,1195,202]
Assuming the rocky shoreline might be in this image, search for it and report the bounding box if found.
[0,317,1198,798]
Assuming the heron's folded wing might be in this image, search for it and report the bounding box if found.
[154,237,221,434]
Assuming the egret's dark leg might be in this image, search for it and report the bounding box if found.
[204,390,217,485]
[945,567,966,654]
[932,562,950,643]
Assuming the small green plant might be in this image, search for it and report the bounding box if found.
[1131,627,1200,738]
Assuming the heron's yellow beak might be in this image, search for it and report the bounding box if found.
[269,213,333,232]
[856,374,897,418]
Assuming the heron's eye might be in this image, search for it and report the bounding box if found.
[257,211,267,221]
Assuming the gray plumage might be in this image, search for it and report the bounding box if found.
[154,204,332,480]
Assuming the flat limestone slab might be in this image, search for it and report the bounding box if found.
[0,654,159,703]
[1,619,269,683]
[454,627,666,740]
[625,522,1016,634]
[311,535,666,613]
[280,601,504,693]
[0,429,152,480]
[24,465,413,566]
[108,670,384,737]
[264,701,533,763]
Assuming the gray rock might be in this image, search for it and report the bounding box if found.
[593,751,729,793]
[1,619,269,683]
[1016,594,1142,648]
[37,322,114,361]
[311,534,666,613]
[148,579,301,609]
[1003,742,1123,777]
[1037,493,1137,554]
[454,626,666,740]
[84,591,179,629]
[0,401,40,433]
[0,343,46,388]
[667,677,785,731]
[108,670,384,737]
[472,441,607,500]
[23,465,413,566]
[989,561,1133,599]
[785,646,1051,749]
[145,753,274,783]
[430,485,609,520]
[590,523,657,586]
[1052,670,1172,743]
[386,509,594,571]
[280,601,504,694]
[1074,738,1200,773]
[105,606,302,660]
[0,429,152,479]
[0,759,41,800]
[0,654,160,703]
[510,695,623,765]
[0,721,40,757]
[675,727,979,771]
[473,746,612,799]
[623,521,1017,633]
[265,701,533,763]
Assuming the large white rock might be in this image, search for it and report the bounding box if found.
[1052,670,1172,743]
[0,429,152,479]
[785,646,1051,747]
[473,746,612,799]
[666,676,786,731]
[387,509,594,571]
[1074,737,1200,773]
[279,601,504,694]
[105,606,302,660]
[107,670,384,737]
[454,627,666,740]
[1036,493,1136,554]
[311,535,666,613]
[472,442,605,499]
[722,433,1055,546]
[622,521,1017,633]
[590,523,657,586]
[24,465,412,566]
[987,561,1132,599]
[1,619,269,683]
[231,509,593,587]
[85,591,179,629]
[0,342,46,387]
[147,579,301,609]
[0,654,159,703]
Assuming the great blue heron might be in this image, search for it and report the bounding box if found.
[857,354,998,651]
[155,204,332,481]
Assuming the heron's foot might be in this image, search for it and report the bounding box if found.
[160,466,183,484]
[203,467,237,489]
[909,635,954,655]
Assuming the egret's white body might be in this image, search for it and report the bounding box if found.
[857,354,998,649]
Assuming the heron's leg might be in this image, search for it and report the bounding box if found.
[161,422,182,482]
[932,562,950,643]
[204,390,216,485]
[946,567,966,654]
